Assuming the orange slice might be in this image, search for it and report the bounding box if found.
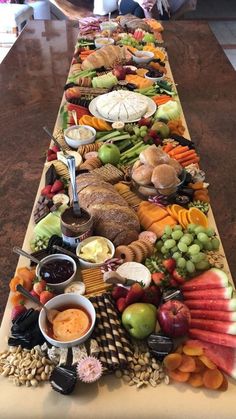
[171,204,184,220]
[178,210,188,229]
[79,115,92,125]
[166,205,174,218]
[188,207,208,228]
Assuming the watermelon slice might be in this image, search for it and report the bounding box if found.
[190,309,236,322]
[181,268,228,291]
[189,328,236,348]
[190,318,236,335]
[183,286,232,300]
[185,339,236,379]
[185,298,236,311]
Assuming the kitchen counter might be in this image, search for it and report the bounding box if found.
[0,20,236,418]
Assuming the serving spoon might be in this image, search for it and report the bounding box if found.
[13,246,44,272]
[16,284,59,324]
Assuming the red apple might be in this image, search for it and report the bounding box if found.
[157,300,191,338]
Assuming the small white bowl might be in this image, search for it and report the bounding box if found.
[132,51,154,64]
[36,254,77,291]
[145,73,165,82]
[99,21,118,33]
[38,293,96,348]
[76,236,115,269]
[95,37,114,49]
[64,125,96,149]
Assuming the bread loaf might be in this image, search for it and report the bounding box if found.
[81,45,130,70]
[73,173,140,246]
[119,14,151,32]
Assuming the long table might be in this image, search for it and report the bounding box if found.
[0,20,236,418]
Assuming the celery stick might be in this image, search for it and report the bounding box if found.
[109,134,130,142]
[95,131,123,142]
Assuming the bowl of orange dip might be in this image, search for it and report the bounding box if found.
[39,293,96,348]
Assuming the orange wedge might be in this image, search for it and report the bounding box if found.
[178,210,188,228]
[188,207,208,228]
[166,205,174,218]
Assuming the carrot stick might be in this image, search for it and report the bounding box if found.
[169,145,189,156]
[178,153,198,163]
[181,157,200,167]
[163,143,175,153]
[174,150,197,161]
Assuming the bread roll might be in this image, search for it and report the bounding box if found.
[168,158,182,175]
[139,145,170,167]
[81,45,130,70]
[132,165,153,185]
[151,164,179,189]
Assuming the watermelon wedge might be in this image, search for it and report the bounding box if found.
[189,328,236,348]
[183,286,232,300]
[190,309,236,322]
[185,298,236,311]
[182,268,229,291]
[190,318,236,335]
[185,339,236,379]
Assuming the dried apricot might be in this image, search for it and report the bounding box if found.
[9,276,24,292]
[169,369,190,382]
[203,368,223,390]
[188,182,204,190]
[194,358,206,373]
[175,345,183,354]
[163,353,182,371]
[179,355,196,373]
[10,291,26,306]
[199,355,217,370]
[183,344,203,356]
[218,374,228,392]
[188,373,204,388]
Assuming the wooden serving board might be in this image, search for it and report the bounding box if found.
[0,23,235,419]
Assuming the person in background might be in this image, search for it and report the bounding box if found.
[119,0,197,19]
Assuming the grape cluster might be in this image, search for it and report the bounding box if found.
[119,36,140,48]
[156,224,220,274]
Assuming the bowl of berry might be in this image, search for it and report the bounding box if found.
[145,69,165,82]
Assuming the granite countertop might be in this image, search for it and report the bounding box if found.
[0,20,236,323]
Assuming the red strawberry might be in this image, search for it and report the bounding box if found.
[51,180,64,194]
[172,269,186,284]
[47,149,55,156]
[30,289,40,300]
[11,304,27,321]
[41,185,52,196]
[138,117,152,127]
[33,279,47,296]
[151,272,165,286]
[125,283,144,306]
[112,286,128,301]
[116,297,127,313]
[169,278,178,287]
[141,285,161,307]
[40,290,55,305]
[162,258,176,273]
[47,153,57,162]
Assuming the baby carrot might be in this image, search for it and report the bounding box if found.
[174,150,197,161]
[182,157,200,167]
[169,145,189,156]
[163,143,175,153]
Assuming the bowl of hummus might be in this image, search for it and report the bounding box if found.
[64,125,96,149]
[39,293,96,348]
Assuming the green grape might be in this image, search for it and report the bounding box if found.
[171,246,178,253]
[203,241,213,251]
[193,239,204,250]
[171,230,184,240]
[205,227,215,237]
[173,225,183,231]
[178,242,188,253]
[186,260,196,273]
[161,234,168,241]
[156,240,163,250]
[194,226,205,234]
[188,244,200,255]
[161,246,168,254]
[164,239,176,249]
[197,232,209,244]
[180,234,193,246]
[164,225,173,236]
[177,257,186,268]
[172,252,182,260]
[187,224,197,232]
[211,237,220,250]
[190,252,205,263]
[195,260,210,270]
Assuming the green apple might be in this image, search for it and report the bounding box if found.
[98,143,120,165]
[151,121,170,139]
[122,303,157,340]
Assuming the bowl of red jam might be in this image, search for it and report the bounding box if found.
[36,254,77,291]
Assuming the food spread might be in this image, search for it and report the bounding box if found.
[0,14,235,405]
